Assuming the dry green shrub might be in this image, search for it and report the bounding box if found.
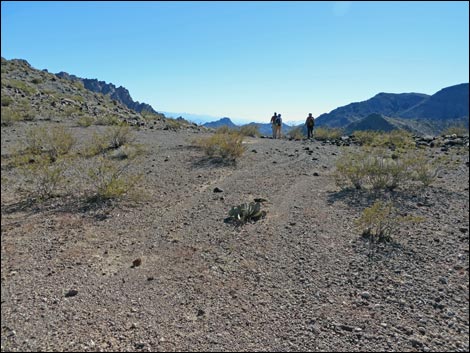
[355,200,423,242]
[239,125,260,137]
[25,126,75,162]
[352,130,381,145]
[335,146,446,191]
[5,79,37,95]
[84,126,135,157]
[195,131,245,161]
[441,124,469,136]
[215,126,238,134]
[1,95,13,106]
[314,127,343,141]
[83,156,142,201]
[288,126,305,140]
[77,115,96,127]
[1,107,22,125]
[94,114,121,126]
[18,156,70,199]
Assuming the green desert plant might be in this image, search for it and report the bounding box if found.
[239,125,260,137]
[314,127,343,141]
[25,126,76,162]
[288,126,305,140]
[195,131,245,161]
[84,156,142,201]
[227,202,266,225]
[355,200,423,243]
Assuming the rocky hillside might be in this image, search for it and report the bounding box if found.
[0,58,208,132]
[55,72,159,114]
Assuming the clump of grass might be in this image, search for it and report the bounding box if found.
[1,107,22,125]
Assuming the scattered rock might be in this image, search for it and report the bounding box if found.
[132,258,142,268]
[65,289,78,298]
[213,187,224,193]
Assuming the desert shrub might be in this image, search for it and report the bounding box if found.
[5,79,37,95]
[195,131,245,161]
[1,95,13,106]
[335,147,414,191]
[18,155,69,199]
[25,126,76,162]
[355,200,423,242]
[215,125,238,134]
[83,126,135,157]
[441,124,469,136]
[288,126,305,140]
[109,144,145,160]
[95,114,121,126]
[314,127,343,141]
[226,202,266,225]
[104,125,134,149]
[375,130,415,151]
[84,156,142,201]
[407,149,447,187]
[77,115,96,127]
[352,130,381,145]
[239,125,260,137]
[335,146,447,191]
[31,78,42,84]
[1,107,22,125]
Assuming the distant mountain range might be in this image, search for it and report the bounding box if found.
[202,83,468,136]
[315,83,469,134]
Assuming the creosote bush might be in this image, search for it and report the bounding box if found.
[314,127,343,141]
[335,146,445,191]
[195,130,245,161]
[355,200,423,243]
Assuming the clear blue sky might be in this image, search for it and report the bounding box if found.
[2,1,469,124]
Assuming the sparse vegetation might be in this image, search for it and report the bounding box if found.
[195,130,245,161]
[314,127,343,141]
[239,125,260,137]
[227,202,266,225]
[288,126,305,140]
[355,200,423,242]
[441,123,469,136]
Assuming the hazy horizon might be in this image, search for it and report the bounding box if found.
[2,1,468,123]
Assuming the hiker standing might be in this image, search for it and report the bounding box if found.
[270,112,277,139]
[275,113,282,139]
[306,113,315,139]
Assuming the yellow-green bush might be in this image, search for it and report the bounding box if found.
[335,146,445,191]
[355,200,423,242]
[195,131,245,161]
[314,127,343,141]
[84,156,142,201]
[18,155,70,200]
[288,127,305,140]
[25,126,76,162]
[1,107,22,125]
[239,125,260,137]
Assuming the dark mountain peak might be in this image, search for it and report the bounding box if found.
[56,74,158,114]
[202,117,237,129]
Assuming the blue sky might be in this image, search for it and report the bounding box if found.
[2,1,469,124]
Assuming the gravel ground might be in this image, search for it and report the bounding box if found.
[1,122,469,352]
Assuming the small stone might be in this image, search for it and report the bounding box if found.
[213,187,224,193]
[65,289,78,297]
[361,291,371,300]
[132,258,142,268]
